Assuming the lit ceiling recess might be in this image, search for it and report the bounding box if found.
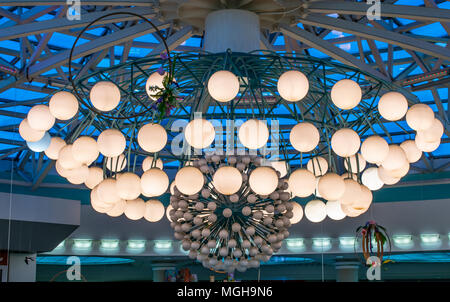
[17,6,444,273]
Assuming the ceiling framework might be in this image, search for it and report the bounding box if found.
[0,0,447,188]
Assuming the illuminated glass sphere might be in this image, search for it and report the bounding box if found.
[142,156,163,171]
[55,160,71,178]
[19,119,45,142]
[277,70,309,102]
[238,119,269,149]
[145,71,165,100]
[44,137,66,160]
[271,161,288,178]
[97,129,126,157]
[49,91,79,120]
[97,178,122,204]
[90,81,121,111]
[90,187,114,213]
[137,123,167,153]
[144,199,165,222]
[361,167,383,191]
[66,164,89,185]
[84,167,104,189]
[105,154,127,172]
[406,103,435,131]
[213,166,243,195]
[341,204,365,218]
[381,145,407,171]
[124,198,146,220]
[58,144,82,170]
[339,178,362,205]
[175,166,204,195]
[400,140,422,163]
[290,202,303,224]
[106,199,126,217]
[289,122,320,152]
[387,161,410,178]
[184,119,215,149]
[415,133,440,152]
[249,167,278,195]
[207,70,239,103]
[378,166,400,185]
[352,185,372,212]
[417,118,444,143]
[288,168,316,198]
[330,79,362,110]
[361,135,389,164]
[331,128,360,157]
[305,199,327,223]
[306,156,328,176]
[344,154,366,173]
[318,173,345,201]
[141,168,169,197]
[378,92,408,121]
[116,172,141,200]
[26,132,51,152]
[166,204,174,222]
[27,105,55,131]
[72,136,99,165]
[326,200,346,221]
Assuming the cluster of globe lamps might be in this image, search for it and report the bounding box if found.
[18,69,444,226]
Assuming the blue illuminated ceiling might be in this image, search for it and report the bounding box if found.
[0,0,448,189]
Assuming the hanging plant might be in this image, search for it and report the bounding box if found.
[148,52,179,121]
[355,220,391,265]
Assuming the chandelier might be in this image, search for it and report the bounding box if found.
[16,12,444,271]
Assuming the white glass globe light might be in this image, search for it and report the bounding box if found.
[290,122,320,152]
[344,154,366,173]
[318,173,346,201]
[184,119,215,149]
[361,167,383,191]
[406,103,435,131]
[26,132,51,152]
[249,167,278,195]
[207,70,239,103]
[106,199,126,217]
[238,119,269,149]
[417,118,444,143]
[331,128,361,157]
[66,164,89,185]
[213,166,243,195]
[288,168,316,198]
[55,160,71,178]
[352,185,372,212]
[339,178,362,206]
[105,154,127,172]
[331,79,362,110]
[290,202,303,224]
[142,156,163,171]
[97,178,122,204]
[378,166,400,185]
[166,204,173,222]
[90,188,114,213]
[326,200,346,221]
[19,119,45,142]
[361,135,389,164]
[271,160,288,178]
[144,199,165,222]
[137,123,167,153]
[44,137,66,160]
[277,70,309,102]
[49,91,79,120]
[305,199,327,223]
[124,198,146,220]
[58,145,82,170]
[116,172,141,200]
[27,105,55,131]
[381,145,407,171]
[72,136,99,165]
[306,156,328,176]
[145,72,165,100]
[141,168,169,197]
[84,167,104,189]
[415,133,440,153]
[341,204,365,218]
[175,166,204,195]
[90,81,121,111]
[378,92,408,121]
[97,129,126,157]
[400,140,422,164]
[387,161,410,178]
